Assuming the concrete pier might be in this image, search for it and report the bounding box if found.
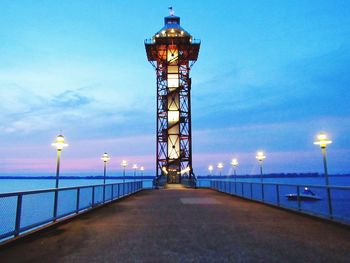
[1,187,349,262]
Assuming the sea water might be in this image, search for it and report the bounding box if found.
[0,178,154,193]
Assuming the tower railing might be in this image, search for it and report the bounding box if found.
[144,38,201,45]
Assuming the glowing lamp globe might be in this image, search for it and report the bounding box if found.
[314,132,332,148]
[231,159,238,167]
[101,153,110,163]
[256,151,266,162]
[52,134,68,151]
[121,160,128,168]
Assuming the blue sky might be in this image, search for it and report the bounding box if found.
[0,0,349,176]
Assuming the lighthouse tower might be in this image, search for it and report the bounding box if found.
[145,9,200,184]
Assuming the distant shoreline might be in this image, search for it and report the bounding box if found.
[0,176,155,180]
[0,174,348,179]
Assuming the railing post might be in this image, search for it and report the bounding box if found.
[250,183,253,199]
[92,186,95,207]
[297,185,301,211]
[261,183,265,202]
[117,183,120,198]
[111,184,114,200]
[53,189,58,221]
[103,184,106,203]
[14,193,23,237]
[276,184,280,206]
[327,186,333,219]
[76,188,80,214]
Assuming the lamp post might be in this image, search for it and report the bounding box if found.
[101,153,110,202]
[51,134,68,221]
[231,158,238,183]
[256,151,266,182]
[140,166,145,176]
[101,153,110,185]
[217,163,223,176]
[51,134,68,188]
[314,131,333,217]
[132,164,138,182]
[314,132,332,186]
[121,160,128,184]
[208,165,213,176]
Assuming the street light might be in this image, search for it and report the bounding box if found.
[256,151,266,182]
[132,164,138,182]
[314,132,332,186]
[101,153,110,202]
[231,158,238,182]
[217,162,223,176]
[208,165,213,176]
[121,160,128,183]
[101,153,110,185]
[140,166,145,176]
[51,134,68,188]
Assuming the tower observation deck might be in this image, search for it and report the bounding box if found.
[145,10,200,184]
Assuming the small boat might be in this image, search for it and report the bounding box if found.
[285,187,322,201]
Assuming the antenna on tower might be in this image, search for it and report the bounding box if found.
[169,6,175,16]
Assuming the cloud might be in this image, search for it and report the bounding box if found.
[0,86,97,134]
[51,90,92,108]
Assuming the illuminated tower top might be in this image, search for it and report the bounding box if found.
[145,9,200,64]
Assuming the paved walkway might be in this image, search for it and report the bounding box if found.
[1,187,350,263]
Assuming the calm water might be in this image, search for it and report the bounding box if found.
[0,176,349,193]
[0,178,153,193]
[211,176,350,186]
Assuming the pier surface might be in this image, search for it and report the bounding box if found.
[1,187,350,263]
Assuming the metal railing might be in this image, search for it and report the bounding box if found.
[198,179,350,224]
[0,181,142,243]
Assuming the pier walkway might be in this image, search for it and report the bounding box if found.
[1,187,350,262]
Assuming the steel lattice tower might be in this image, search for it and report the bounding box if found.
[145,11,200,184]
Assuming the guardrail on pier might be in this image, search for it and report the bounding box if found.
[197,179,350,224]
[0,181,142,243]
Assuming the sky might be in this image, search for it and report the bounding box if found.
[0,0,349,176]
